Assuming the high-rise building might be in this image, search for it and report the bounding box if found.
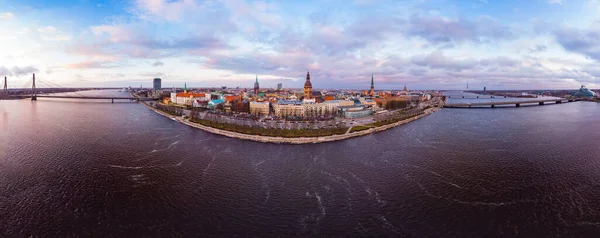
[304,71,312,99]
[153,78,161,96]
[254,75,259,95]
[369,74,375,96]
[277,83,282,90]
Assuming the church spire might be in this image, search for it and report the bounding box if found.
[370,74,375,97]
[254,75,260,95]
[184,82,187,94]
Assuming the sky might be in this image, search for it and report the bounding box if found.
[0,0,600,90]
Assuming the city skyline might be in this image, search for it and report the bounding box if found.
[1,0,600,90]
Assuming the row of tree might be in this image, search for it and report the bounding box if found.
[198,112,344,130]
[375,98,411,110]
[373,107,423,126]
[152,102,184,116]
[191,116,347,137]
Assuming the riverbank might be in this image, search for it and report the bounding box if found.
[142,102,440,144]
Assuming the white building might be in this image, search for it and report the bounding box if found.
[303,102,329,118]
[170,92,210,106]
[273,100,304,117]
[250,101,270,116]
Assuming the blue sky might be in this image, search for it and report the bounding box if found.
[1,0,599,90]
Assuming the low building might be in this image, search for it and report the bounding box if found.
[360,98,377,107]
[208,99,225,108]
[170,92,208,106]
[572,85,597,98]
[250,101,270,116]
[423,94,432,101]
[273,100,304,117]
[193,99,208,108]
[322,99,354,115]
[302,98,316,104]
[224,101,232,112]
[380,97,409,110]
[339,105,373,119]
[303,102,329,118]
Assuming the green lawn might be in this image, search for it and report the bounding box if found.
[349,126,371,133]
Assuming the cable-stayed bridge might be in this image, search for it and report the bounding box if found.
[1,74,157,102]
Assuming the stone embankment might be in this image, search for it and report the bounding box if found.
[143,102,440,144]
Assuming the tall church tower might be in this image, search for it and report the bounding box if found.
[254,75,259,95]
[370,74,375,97]
[303,71,312,99]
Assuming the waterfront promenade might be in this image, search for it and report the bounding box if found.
[142,102,440,144]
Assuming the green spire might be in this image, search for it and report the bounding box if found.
[184,82,187,91]
[371,74,374,86]
[256,74,258,83]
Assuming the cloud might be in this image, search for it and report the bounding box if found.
[411,50,478,71]
[134,0,199,21]
[223,0,282,29]
[38,26,57,33]
[30,0,598,89]
[548,0,562,4]
[479,56,520,67]
[0,66,39,76]
[140,72,164,77]
[0,12,14,20]
[69,23,231,61]
[64,41,118,61]
[37,26,71,41]
[64,61,119,69]
[407,15,515,45]
[530,44,548,53]
[91,24,229,50]
[554,26,600,61]
[0,66,9,76]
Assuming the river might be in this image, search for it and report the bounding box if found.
[1,90,600,236]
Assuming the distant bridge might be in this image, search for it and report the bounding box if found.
[444,98,577,108]
[1,74,157,102]
[34,95,157,102]
[2,94,157,102]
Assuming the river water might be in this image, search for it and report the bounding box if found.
[1,90,600,237]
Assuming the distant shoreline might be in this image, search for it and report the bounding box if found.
[141,102,440,144]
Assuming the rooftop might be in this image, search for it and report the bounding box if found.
[276,100,303,105]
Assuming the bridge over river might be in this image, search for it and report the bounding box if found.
[1,74,157,102]
[444,98,577,108]
[33,95,157,102]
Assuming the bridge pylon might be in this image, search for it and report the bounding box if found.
[1,76,7,99]
[3,76,6,94]
[31,73,37,100]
